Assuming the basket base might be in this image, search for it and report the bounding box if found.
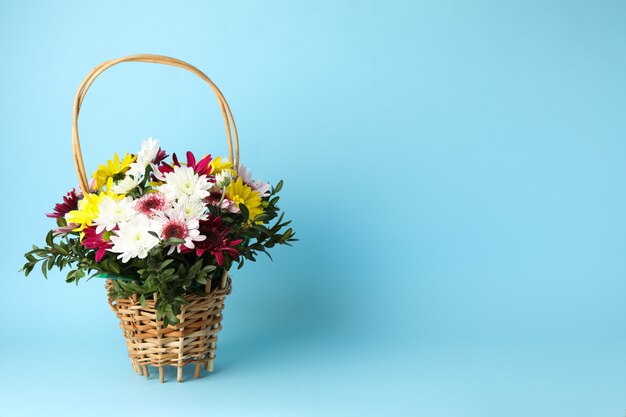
[131,357,217,383]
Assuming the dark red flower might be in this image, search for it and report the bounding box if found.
[204,187,223,206]
[185,151,213,176]
[157,151,213,179]
[47,189,83,219]
[189,216,242,265]
[152,147,168,165]
[82,226,113,262]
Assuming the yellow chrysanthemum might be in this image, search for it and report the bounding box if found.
[226,177,263,222]
[209,157,233,175]
[66,187,123,233]
[65,193,106,232]
[92,153,136,190]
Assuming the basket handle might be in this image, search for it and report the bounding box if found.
[71,54,239,194]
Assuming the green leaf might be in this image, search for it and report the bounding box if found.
[174,296,190,305]
[156,303,165,321]
[41,261,48,279]
[164,237,185,245]
[53,244,69,255]
[165,305,178,324]
[253,224,272,235]
[273,180,283,194]
[160,259,175,269]
[239,203,249,222]
[253,213,271,223]
[109,261,121,275]
[45,231,54,247]
[139,294,146,307]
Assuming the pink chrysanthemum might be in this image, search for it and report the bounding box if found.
[154,208,205,255]
[162,221,187,240]
[135,192,167,217]
[47,189,83,219]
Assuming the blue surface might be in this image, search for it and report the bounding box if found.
[1,1,626,416]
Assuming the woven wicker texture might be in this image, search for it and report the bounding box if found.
[106,275,232,383]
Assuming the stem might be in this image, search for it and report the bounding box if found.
[216,186,227,214]
[137,166,153,195]
[170,251,191,268]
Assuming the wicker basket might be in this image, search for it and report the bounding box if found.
[70,54,242,382]
[106,271,232,383]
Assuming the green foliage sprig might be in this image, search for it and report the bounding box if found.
[21,179,297,327]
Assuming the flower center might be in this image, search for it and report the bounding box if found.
[231,196,245,206]
[162,221,187,240]
[182,181,194,195]
[196,220,226,250]
[143,199,160,210]
[136,193,166,217]
[112,172,126,182]
[195,232,217,249]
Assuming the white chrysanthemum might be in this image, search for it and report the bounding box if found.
[135,137,160,168]
[215,170,234,188]
[93,196,136,234]
[153,207,205,255]
[109,216,160,263]
[125,165,145,181]
[111,174,142,194]
[159,165,211,203]
[127,137,160,178]
[172,199,209,220]
[237,164,271,197]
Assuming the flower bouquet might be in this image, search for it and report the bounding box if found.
[20,55,296,382]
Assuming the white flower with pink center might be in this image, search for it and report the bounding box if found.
[134,192,167,218]
[153,208,205,255]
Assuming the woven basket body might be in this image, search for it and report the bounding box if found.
[107,278,231,382]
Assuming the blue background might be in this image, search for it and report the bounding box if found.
[1,0,625,415]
